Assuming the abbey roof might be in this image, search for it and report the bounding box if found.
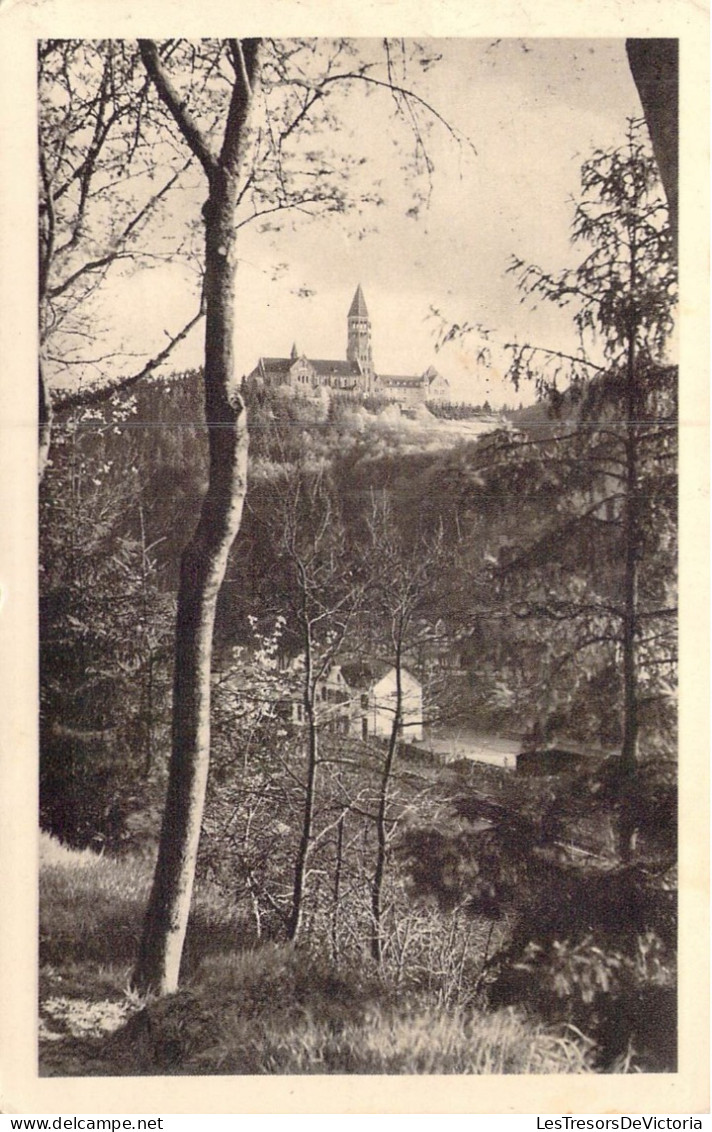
[254,356,362,378]
[348,284,369,318]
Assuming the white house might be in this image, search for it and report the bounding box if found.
[325,662,423,743]
[285,659,424,743]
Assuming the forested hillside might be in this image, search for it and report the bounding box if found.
[40,367,677,1073]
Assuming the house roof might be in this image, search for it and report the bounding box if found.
[423,365,448,385]
[338,661,420,691]
[309,359,363,377]
[348,284,369,318]
[255,357,294,377]
[374,368,449,390]
[377,374,427,389]
[253,356,363,380]
[339,662,391,689]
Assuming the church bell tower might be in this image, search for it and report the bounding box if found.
[346,284,373,385]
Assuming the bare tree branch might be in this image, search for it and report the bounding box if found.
[138,39,218,176]
[53,302,206,411]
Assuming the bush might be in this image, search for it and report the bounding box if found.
[400,777,678,1072]
[488,930,676,1071]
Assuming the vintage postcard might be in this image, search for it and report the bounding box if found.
[0,0,708,1116]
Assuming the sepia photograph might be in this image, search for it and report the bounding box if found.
[0,1,708,1115]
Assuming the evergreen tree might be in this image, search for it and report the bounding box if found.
[478,120,677,787]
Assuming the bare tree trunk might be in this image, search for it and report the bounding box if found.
[371,640,402,964]
[39,359,52,481]
[133,172,248,992]
[288,640,318,943]
[276,474,356,945]
[331,810,345,963]
[618,393,640,861]
[132,39,258,995]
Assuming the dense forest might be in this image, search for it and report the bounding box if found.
[37,37,679,1077]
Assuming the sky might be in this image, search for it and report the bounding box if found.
[95,39,646,407]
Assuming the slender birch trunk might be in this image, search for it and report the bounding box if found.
[371,637,402,963]
[288,635,318,943]
[133,39,259,994]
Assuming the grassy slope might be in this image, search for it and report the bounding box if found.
[39,833,594,1076]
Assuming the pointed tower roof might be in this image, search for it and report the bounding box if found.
[290,342,299,360]
[348,284,369,318]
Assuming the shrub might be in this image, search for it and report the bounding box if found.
[488,930,676,1071]
[400,772,678,1073]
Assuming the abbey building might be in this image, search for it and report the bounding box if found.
[246,285,450,408]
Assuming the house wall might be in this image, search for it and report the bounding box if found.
[426,376,450,403]
[306,664,424,743]
[288,358,317,389]
[317,666,352,731]
[369,668,423,742]
[381,383,426,407]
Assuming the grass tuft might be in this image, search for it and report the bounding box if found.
[101,945,595,1075]
[40,832,253,968]
[40,833,153,966]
